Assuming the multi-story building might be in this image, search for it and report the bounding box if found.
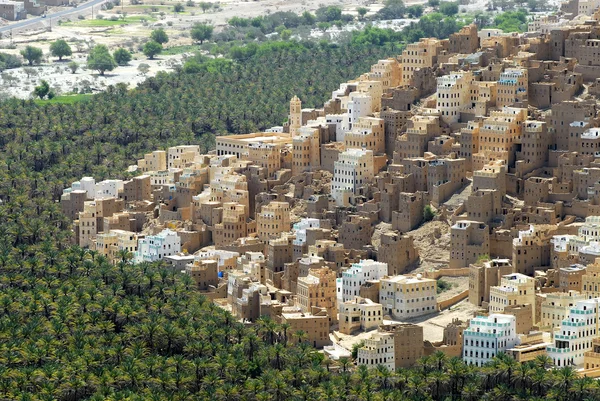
[134,229,181,263]
[463,314,520,367]
[468,258,513,307]
[547,298,600,367]
[338,296,383,334]
[356,331,396,371]
[449,221,490,269]
[436,71,473,125]
[582,258,600,299]
[256,201,291,243]
[540,291,586,330]
[213,203,249,247]
[292,126,321,176]
[401,38,444,84]
[167,145,200,169]
[247,142,282,177]
[331,148,375,206]
[496,68,528,108]
[344,117,385,154]
[488,273,536,321]
[379,275,437,319]
[280,307,330,348]
[337,260,388,303]
[137,150,167,172]
[289,95,302,136]
[296,267,337,324]
[186,259,219,291]
[472,107,527,171]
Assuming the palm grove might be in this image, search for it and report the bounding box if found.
[0,7,595,401]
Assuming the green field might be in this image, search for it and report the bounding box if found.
[162,44,202,55]
[34,93,93,105]
[62,15,155,27]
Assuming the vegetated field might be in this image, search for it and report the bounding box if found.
[161,44,202,55]
[61,15,156,27]
[33,93,93,104]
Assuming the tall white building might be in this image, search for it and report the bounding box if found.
[357,331,395,371]
[379,275,437,319]
[547,298,600,367]
[463,314,520,367]
[337,260,388,303]
[436,71,472,125]
[331,148,375,207]
[134,229,181,263]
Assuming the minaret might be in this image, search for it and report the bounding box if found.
[289,95,301,136]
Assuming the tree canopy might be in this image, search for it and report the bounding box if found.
[113,48,132,66]
[50,39,72,61]
[151,28,169,44]
[191,23,214,44]
[20,46,43,66]
[143,40,163,59]
[87,44,117,75]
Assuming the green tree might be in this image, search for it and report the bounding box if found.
[423,205,435,221]
[20,45,43,66]
[199,1,211,12]
[68,61,78,73]
[49,39,72,61]
[302,10,316,25]
[191,23,213,43]
[439,1,459,15]
[357,7,368,19]
[316,6,342,22]
[33,79,50,99]
[151,28,169,44]
[375,0,406,19]
[173,3,184,12]
[428,0,440,6]
[143,41,162,59]
[87,44,117,75]
[407,4,424,17]
[113,48,132,66]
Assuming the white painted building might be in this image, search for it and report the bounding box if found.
[463,314,520,367]
[95,179,124,199]
[436,71,473,125]
[134,229,181,263]
[357,331,396,371]
[547,298,600,367]
[331,148,375,207]
[379,274,438,319]
[347,92,372,130]
[292,218,322,248]
[337,259,388,303]
[72,177,96,199]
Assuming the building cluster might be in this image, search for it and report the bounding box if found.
[58,7,600,372]
[0,0,66,20]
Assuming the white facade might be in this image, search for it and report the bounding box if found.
[72,177,96,199]
[332,148,375,207]
[379,275,437,319]
[357,331,395,371]
[547,298,600,367]
[95,179,124,199]
[463,314,519,367]
[337,260,388,303]
[436,71,472,125]
[347,92,372,130]
[325,114,346,142]
[292,218,322,247]
[134,229,181,263]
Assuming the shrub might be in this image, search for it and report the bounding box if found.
[423,205,435,222]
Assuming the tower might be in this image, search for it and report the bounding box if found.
[289,95,301,136]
